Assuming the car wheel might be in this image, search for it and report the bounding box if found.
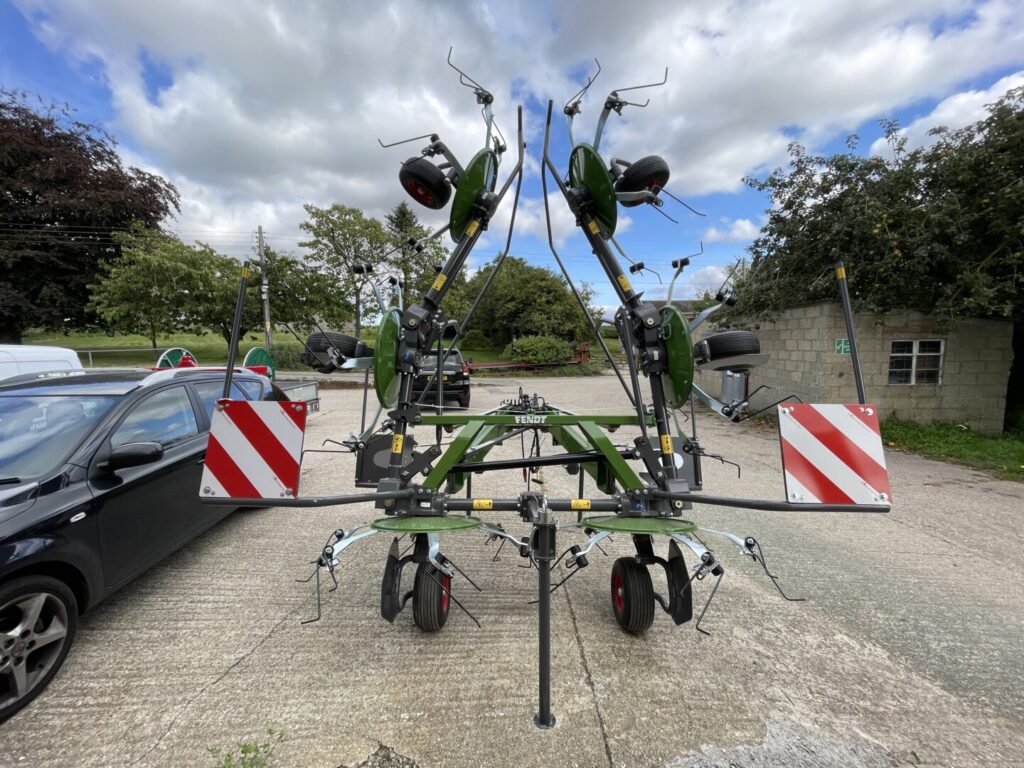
[459,391,471,410]
[610,558,655,634]
[0,576,78,722]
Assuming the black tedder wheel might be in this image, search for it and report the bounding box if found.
[412,563,451,632]
[615,155,671,207]
[399,157,451,210]
[303,331,359,357]
[610,558,655,633]
[701,330,760,359]
[301,331,360,371]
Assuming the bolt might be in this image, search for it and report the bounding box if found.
[790,492,801,500]
[673,500,684,509]
[879,493,889,502]
[866,408,874,416]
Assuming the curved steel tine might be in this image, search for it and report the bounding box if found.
[563,58,602,114]
[377,132,438,149]
[661,188,707,217]
[612,66,668,95]
[652,205,679,224]
[447,46,490,97]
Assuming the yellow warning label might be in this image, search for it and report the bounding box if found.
[570,499,591,511]
[661,434,673,454]
[587,219,601,235]
[472,499,493,510]
[617,274,633,293]
[391,434,404,454]
[836,265,847,279]
[465,219,481,237]
[431,273,448,292]
[241,266,251,279]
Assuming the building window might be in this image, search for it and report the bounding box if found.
[888,340,943,385]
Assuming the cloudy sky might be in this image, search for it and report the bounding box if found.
[3,0,1023,311]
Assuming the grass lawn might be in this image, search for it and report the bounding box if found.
[23,329,307,367]
[880,420,1024,482]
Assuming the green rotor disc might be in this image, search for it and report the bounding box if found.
[450,149,497,241]
[582,516,696,534]
[242,346,275,381]
[659,305,695,408]
[155,347,197,368]
[373,308,402,408]
[568,143,617,236]
[371,516,483,533]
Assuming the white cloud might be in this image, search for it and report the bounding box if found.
[702,218,760,243]
[869,69,1024,156]
[12,0,1024,249]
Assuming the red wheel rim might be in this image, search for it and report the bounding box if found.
[441,573,451,613]
[405,179,435,206]
[611,569,625,614]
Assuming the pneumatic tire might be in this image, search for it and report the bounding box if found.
[399,158,451,210]
[412,563,451,632]
[0,576,78,723]
[615,155,671,207]
[610,558,655,634]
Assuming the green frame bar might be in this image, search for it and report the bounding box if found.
[418,414,653,427]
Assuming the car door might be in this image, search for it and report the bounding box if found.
[90,385,207,590]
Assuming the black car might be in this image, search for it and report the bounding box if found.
[412,350,472,409]
[0,368,286,721]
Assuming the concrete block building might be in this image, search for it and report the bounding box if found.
[731,302,1014,433]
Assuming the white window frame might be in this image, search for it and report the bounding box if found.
[888,339,944,385]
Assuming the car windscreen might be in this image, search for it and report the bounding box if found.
[421,352,463,370]
[0,395,120,480]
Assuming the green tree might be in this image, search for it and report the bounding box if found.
[89,226,213,348]
[193,247,347,345]
[299,204,390,336]
[0,89,179,343]
[736,87,1024,324]
[465,255,595,346]
[384,201,449,309]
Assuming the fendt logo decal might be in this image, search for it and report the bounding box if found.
[514,415,548,424]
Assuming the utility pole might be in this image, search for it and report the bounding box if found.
[258,225,272,351]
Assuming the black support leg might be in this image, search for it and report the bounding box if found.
[534,511,557,729]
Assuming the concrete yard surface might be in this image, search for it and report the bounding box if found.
[1,376,1022,767]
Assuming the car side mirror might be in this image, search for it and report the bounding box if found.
[102,442,164,472]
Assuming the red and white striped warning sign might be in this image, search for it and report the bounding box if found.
[200,399,307,499]
[778,404,891,506]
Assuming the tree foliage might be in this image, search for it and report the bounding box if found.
[464,255,595,346]
[0,89,179,342]
[734,87,1024,325]
[384,201,449,310]
[90,228,346,348]
[299,204,390,337]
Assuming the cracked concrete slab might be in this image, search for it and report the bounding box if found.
[0,377,1022,767]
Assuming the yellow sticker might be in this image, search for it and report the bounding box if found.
[472,499,493,510]
[836,265,847,279]
[391,434,404,454]
[431,273,448,292]
[661,434,673,454]
[587,219,601,235]
[241,266,251,279]
[465,219,480,237]
[616,274,633,293]
[570,499,591,511]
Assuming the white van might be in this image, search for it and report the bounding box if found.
[0,345,83,380]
